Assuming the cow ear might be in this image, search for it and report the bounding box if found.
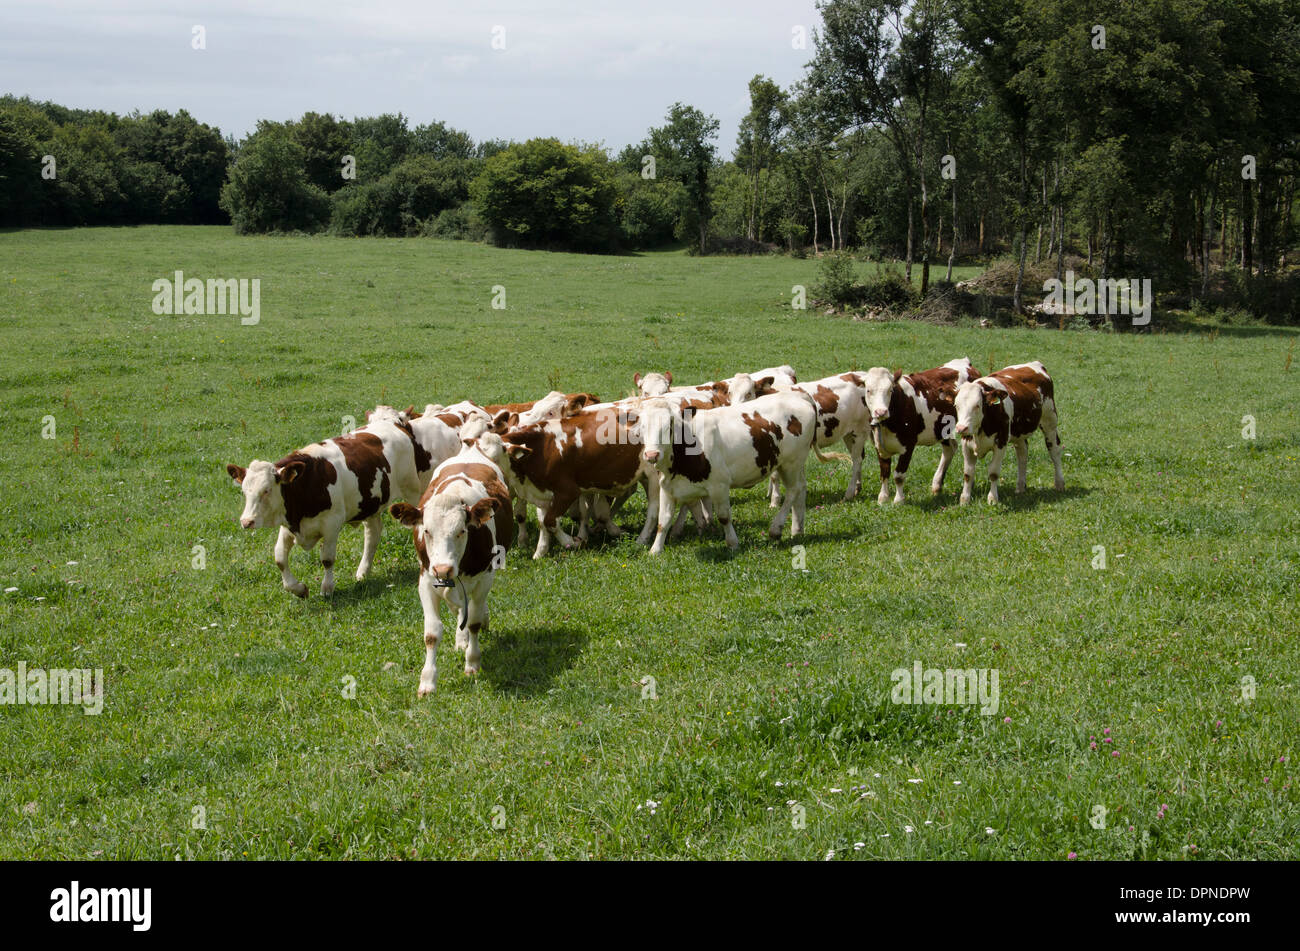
[467,497,500,526]
[491,410,512,434]
[277,460,306,484]
[663,371,672,385]
[633,372,642,388]
[389,502,422,527]
[226,464,246,485]
[755,375,775,392]
[892,368,903,383]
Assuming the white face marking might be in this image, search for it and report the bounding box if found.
[728,373,755,404]
[422,494,473,578]
[862,367,895,422]
[237,460,282,528]
[953,382,986,437]
[638,373,672,397]
[637,400,675,465]
[516,392,567,426]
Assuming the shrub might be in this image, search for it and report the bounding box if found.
[813,250,859,306]
[421,203,488,241]
[470,138,620,252]
[219,122,330,234]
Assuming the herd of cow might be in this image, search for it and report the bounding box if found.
[226,359,1065,695]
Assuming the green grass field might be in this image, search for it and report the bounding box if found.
[1,226,1296,860]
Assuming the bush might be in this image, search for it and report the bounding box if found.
[219,122,330,233]
[860,263,919,308]
[617,175,681,248]
[421,203,488,241]
[470,138,620,252]
[813,251,859,306]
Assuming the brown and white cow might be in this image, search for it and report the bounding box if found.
[862,357,982,505]
[634,366,793,406]
[767,371,872,505]
[226,409,427,597]
[485,391,601,433]
[389,441,513,696]
[486,404,661,558]
[636,390,818,553]
[482,391,601,546]
[952,361,1064,505]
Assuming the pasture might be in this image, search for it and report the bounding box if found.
[1,226,1297,860]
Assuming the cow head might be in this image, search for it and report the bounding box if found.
[954,380,1001,439]
[727,373,756,404]
[635,397,678,468]
[565,392,600,413]
[365,404,408,427]
[227,459,302,529]
[498,427,544,467]
[390,489,503,581]
[634,371,672,397]
[862,366,902,424]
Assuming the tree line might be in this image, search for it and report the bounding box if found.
[2,0,1297,312]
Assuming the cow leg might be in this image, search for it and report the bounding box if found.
[698,499,712,533]
[513,497,528,548]
[893,446,915,504]
[593,494,623,537]
[649,487,675,555]
[637,477,660,546]
[1014,438,1030,493]
[843,432,865,501]
[462,596,487,675]
[712,488,740,549]
[876,450,893,505]
[274,527,308,599]
[986,445,1006,505]
[768,472,782,508]
[318,530,339,596]
[532,505,552,559]
[769,472,798,541]
[931,442,956,496]
[416,573,444,697]
[669,502,690,539]
[781,465,808,537]
[355,514,381,581]
[1043,421,1065,490]
[575,495,591,544]
[542,495,581,552]
[959,441,977,505]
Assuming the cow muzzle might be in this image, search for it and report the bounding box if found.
[431,563,456,580]
[643,450,660,463]
[240,517,256,529]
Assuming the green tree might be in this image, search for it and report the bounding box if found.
[470,138,619,252]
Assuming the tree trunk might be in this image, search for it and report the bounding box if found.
[947,172,957,282]
[809,182,819,254]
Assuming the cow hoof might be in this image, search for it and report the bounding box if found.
[876,496,889,507]
[287,583,308,599]
[931,485,942,496]
[463,665,480,676]
[417,683,435,698]
[959,496,971,506]
[320,585,335,597]
[892,497,904,506]
[1055,480,1066,491]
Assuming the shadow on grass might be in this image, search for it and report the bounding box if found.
[317,566,421,609]
[992,484,1092,511]
[483,625,587,696]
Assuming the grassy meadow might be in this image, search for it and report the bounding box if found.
[0,225,1297,860]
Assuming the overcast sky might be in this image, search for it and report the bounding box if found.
[1,0,824,156]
